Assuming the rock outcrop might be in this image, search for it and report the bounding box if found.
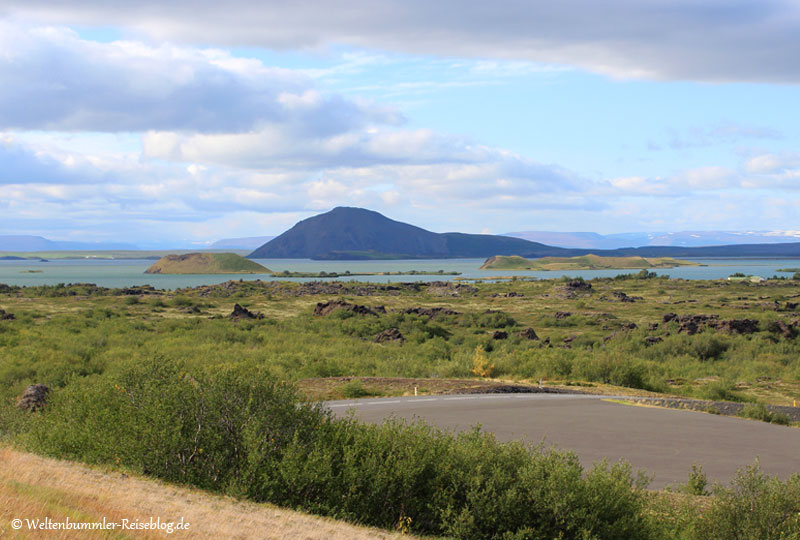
[229,303,264,320]
[17,384,50,411]
[314,300,385,316]
[374,328,405,343]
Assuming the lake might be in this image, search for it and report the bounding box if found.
[0,257,799,290]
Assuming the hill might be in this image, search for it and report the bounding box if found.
[480,254,700,271]
[145,253,270,274]
[249,207,573,260]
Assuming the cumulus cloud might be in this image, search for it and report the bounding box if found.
[0,136,104,184]
[4,0,800,83]
[0,21,400,132]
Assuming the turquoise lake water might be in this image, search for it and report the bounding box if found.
[1,258,799,290]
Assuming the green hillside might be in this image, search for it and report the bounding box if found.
[480,254,700,271]
[145,253,270,274]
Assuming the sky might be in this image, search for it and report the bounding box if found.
[1,1,799,247]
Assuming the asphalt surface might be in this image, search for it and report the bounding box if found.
[327,394,800,488]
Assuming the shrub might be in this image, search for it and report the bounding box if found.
[694,464,800,540]
[699,381,743,402]
[22,359,659,539]
[340,380,381,399]
[691,335,729,361]
[26,359,327,492]
[737,403,791,425]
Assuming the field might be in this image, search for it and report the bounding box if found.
[1,274,800,538]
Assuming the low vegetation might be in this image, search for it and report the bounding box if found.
[1,274,799,538]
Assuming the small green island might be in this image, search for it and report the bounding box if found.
[480,254,701,271]
[145,253,271,274]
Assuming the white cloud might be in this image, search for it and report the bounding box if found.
[0,21,398,133]
[5,0,800,83]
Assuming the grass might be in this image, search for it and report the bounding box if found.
[1,274,800,538]
[1,275,799,405]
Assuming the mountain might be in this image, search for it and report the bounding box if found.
[504,230,800,249]
[0,235,138,252]
[250,207,800,260]
[209,236,276,250]
[248,207,575,260]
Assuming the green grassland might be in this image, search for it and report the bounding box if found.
[145,252,271,274]
[481,254,701,270]
[0,274,798,405]
[1,274,800,539]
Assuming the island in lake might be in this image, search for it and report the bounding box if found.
[480,254,701,271]
[145,253,271,274]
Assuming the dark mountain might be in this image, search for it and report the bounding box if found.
[248,207,576,259]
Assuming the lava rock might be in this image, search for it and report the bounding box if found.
[17,384,50,411]
[517,327,540,340]
[374,327,405,343]
[229,303,264,320]
[314,300,384,316]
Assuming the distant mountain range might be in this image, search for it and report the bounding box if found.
[504,230,800,249]
[0,235,138,252]
[248,207,800,260]
[209,236,276,250]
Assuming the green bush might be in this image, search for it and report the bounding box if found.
[694,464,800,540]
[23,360,658,539]
[26,360,327,491]
[737,403,791,425]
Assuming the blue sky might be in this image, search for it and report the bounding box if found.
[0,1,798,247]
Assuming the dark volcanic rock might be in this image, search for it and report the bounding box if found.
[17,384,50,411]
[314,300,383,316]
[491,330,508,340]
[610,291,642,302]
[784,302,798,311]
[768,320,797,339]
[648,323,659,331]
[230,303,264,320]
[676,314,719,335]
[663,313,678,323]
[645,336,664,346]
[374,327,405,343]
[403,306,460,318]
[566,280,592,290]
[0,309,14,320]
[554,311,572,320]
[715,319,759,335]
[518,327,540,340]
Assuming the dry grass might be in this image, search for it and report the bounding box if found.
[0,447,417,540]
